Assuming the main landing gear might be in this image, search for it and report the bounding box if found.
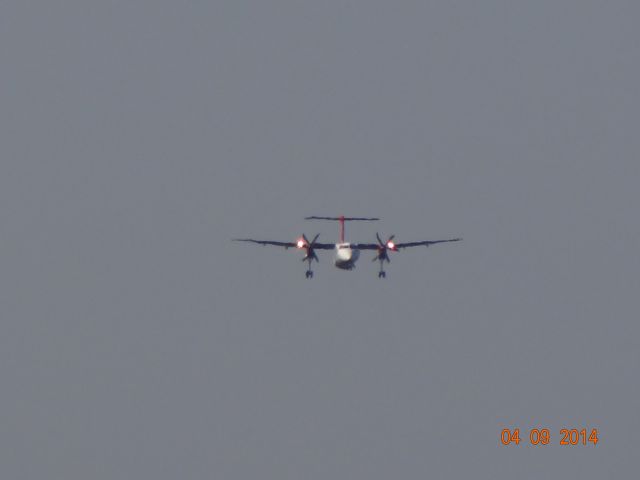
[304,256,315,279]
[376,258,387,278]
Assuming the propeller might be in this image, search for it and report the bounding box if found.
[297,233,321,263]
[372,232,397,263]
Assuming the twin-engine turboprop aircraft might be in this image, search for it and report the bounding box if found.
[233,215,461,278]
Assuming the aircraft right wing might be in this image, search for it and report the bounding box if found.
[232,238,334,250]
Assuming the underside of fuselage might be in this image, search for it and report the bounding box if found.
[334,259,356,270]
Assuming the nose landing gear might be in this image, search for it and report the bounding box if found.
[305,270,314,278]
[378,271,386,278]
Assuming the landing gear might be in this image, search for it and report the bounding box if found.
[377,258,387,278]
[304,257,315,278]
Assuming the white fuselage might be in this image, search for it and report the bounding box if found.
[334,243,360,270]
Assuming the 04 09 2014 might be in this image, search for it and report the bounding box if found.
[500,428,599,446]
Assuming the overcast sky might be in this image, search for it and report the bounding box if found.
[1,1,638,478]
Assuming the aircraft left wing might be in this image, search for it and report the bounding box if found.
[392,238,462,249]
[352,238,462,250]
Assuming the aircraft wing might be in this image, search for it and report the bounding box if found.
[392,238,461,249]
[351,243,385,250]
[232,239,334,250]
[352,238,461,250]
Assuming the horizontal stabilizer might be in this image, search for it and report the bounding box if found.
[305,216,379,221]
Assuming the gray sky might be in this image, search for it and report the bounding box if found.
[1,1,638,478]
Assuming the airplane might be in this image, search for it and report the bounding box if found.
[233,215,461,278]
